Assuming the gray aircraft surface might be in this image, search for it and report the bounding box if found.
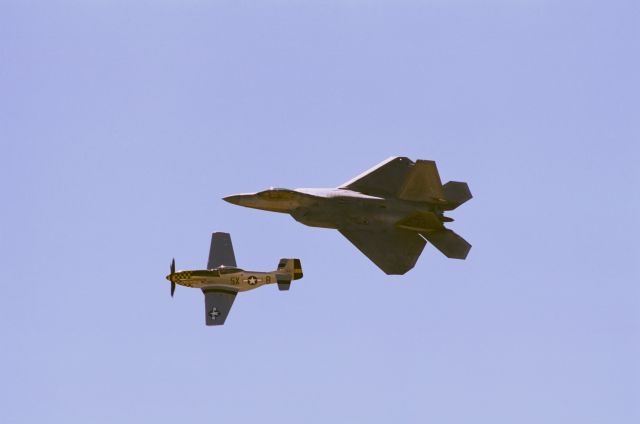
[166,232,303,326]
[224,157,472,275]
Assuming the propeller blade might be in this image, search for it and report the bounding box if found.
[170,258,176,297]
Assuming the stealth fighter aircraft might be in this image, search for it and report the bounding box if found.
[224,157,472,275]
[166,232,303,325]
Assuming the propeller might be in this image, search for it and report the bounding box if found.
[170,258,176,297]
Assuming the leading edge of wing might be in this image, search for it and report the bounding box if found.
[339,157,414,197]
[338,228,426,275]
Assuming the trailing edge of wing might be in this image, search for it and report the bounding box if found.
[339,157,414,197]
[207,232,237,269]
[202,289,237,326]
[339,228,426,275]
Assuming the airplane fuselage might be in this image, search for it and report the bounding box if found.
[292,188,442,230]
[166,268,280,292]
[224,188,445,231]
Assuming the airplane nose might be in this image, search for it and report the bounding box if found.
[223,195,243,205]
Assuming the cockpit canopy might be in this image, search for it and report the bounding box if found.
[216,266,241,275]
[257,188,298,200]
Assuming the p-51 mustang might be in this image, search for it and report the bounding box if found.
[166,232,303,326]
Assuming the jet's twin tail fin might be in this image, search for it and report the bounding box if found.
[340,157,471,208]
[397,160,446,203]
[397,161,473,210]
[275,258,303,291]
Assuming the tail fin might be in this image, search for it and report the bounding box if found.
[340,157,472,210]
[397,160,446,203]
[421,230,471,259]
[276,258,303,291]
[441,181,473,210]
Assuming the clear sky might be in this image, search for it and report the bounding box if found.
[1,1,638,423]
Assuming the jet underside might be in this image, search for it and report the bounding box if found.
[289,192,438,230]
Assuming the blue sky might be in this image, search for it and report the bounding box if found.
[1,1,638,423]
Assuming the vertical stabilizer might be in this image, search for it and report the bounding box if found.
[397,160,445,202]
[276,258,303,291]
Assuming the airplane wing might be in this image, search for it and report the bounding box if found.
[340,157,453,205]
[207,232,237,269]
[338,228,426,275]
[339,157,414,197]
[202,288,237,326]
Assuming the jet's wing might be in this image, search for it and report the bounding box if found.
[202,289,237,326]
[339,157,414,197]
[338,228,426,275]
[207,232,237,269]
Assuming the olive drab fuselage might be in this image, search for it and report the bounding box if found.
[166,268,283,292]
[224,187,450,230]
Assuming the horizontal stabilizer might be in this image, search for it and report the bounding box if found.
[421,230,471,260]
[277,281,291,291]
[203,289,237,326]
[276,273,292,291]
[398,160,445,202]
[442,181,472,210]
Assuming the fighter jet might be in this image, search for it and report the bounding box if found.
[166,232,303,326]
[224,157,472,275]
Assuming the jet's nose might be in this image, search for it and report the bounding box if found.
[223,194,244,205]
